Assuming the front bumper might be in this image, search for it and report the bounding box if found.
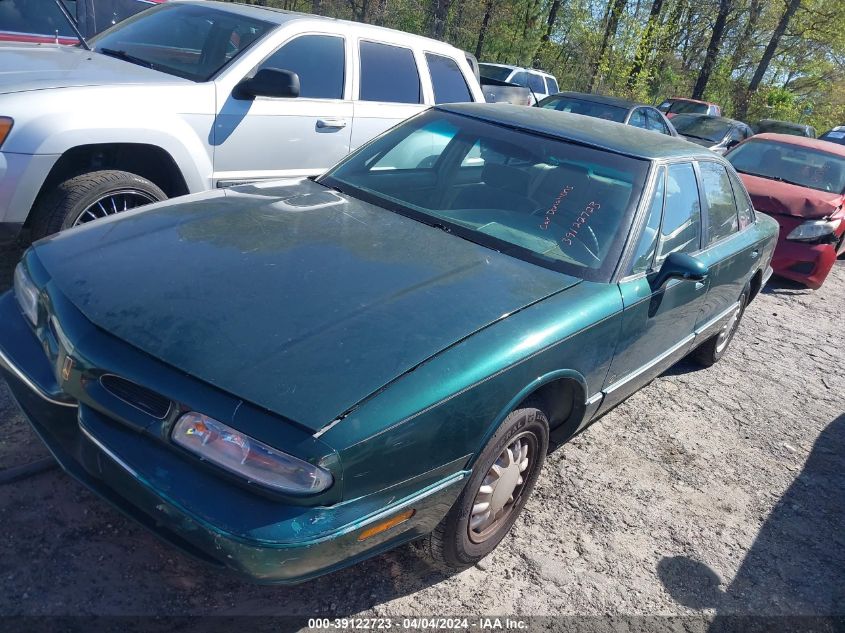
[771,238,838,290]
[0,291,468,583]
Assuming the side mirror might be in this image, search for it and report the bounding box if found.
[650,252,709,289]
[725,138,740,149]
[235,68,300,100]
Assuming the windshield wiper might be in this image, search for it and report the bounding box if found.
[736,169,805,187]
[682,133,716,142]
[98,48,157,70]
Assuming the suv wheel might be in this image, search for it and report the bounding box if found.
[30,170,166,239]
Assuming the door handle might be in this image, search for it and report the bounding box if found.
[750,249,760,259]
[316,118,348,129]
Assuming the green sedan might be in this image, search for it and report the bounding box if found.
[0,104,777,582]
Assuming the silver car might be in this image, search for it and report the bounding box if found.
[0,0,483,240]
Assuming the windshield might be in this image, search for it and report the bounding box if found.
[89,3,273,81]
[537,96,628,123]
[479,64,513,82]
[0,0,77,39]
[728,139,845,194]
[820,129,845,146]
[671,115,730,142]
[668,100,708,115]
[756,120,810,136]
[320,109,649,281]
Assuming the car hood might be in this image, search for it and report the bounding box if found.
[740,173,845,219]
[0,43,189,94]
[680,135,719,149]
[33,179,579,432]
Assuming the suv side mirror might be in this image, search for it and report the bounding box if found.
[650,252,709,289]
[725,138,740,149]
[235,68,300,100]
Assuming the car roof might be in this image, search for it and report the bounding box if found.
[744,133,845,158]
[547,91,642,110]
[478,62,554,77]
[178,0,464,50]
[666,97,716,106]
[437,103,716,161]
[671,113,748,127]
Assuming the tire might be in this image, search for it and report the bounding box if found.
[692,287,749,367]
[29,170,166,239]
[428,401,549,568]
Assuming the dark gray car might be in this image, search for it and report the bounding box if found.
[671,114,754,155]
[536,92,678,137]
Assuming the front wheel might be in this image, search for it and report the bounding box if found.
[692,288,748,367]
[30,170,166,239]
[428,401,549,568]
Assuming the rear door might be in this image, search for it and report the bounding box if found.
[212,31,353,184]
[692,160,760,338]
[350,40,428,151]
[599,162,709,412]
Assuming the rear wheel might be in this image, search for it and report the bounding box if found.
[30,170,166,239]
[428,401,549,568]
[692,288,748,367]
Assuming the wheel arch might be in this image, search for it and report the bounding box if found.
[748,267,764,303]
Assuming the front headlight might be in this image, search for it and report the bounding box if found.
[13,262,39,325]
[172,412,333,494]
[785,219,840,242]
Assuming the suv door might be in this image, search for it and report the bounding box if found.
[213,32,353,185]
[691,161,759,338]
[351,40,428,151]
[599,162,709,412]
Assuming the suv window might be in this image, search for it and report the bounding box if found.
[631,167,665,274]
[645,109,670,135]
[510,71,529,87]
[655,163,701,263]
[259,35,345,100]
[545,76,559,94]
[527,73,546,94]
[699,161,739,244]
[425,53,472,104]
[628,108,648,129]
[359,41,421,104]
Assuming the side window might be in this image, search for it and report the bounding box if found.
[645,109,670,135]
[510,71,529,87]
[545,76,559,94]
[628,109,648,129]
[527,73,546,94]
[655,163,701,264]
[631,167,665,274]
[728,170,755,229]
[425,53,472,104]
[699,161,739,244]
[359,41,421,104]
[728,126,744,143]
[259,35,345,99]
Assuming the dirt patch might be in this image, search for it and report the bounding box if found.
[0,245,842,619]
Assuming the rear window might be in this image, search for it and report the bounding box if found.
[359,41,421,104]
[538,96,627,123]
[668,100,708,115]
[426,53,472,104]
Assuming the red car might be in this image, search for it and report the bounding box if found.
[727,134,845,289]
[657,97,722,119]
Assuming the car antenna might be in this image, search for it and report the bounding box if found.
[54,0,91,51]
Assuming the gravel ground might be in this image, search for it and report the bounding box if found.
[0,239,842,623]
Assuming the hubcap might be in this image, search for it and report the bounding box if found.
[469,433,533,543]
[715,304,742,353]
[72,190,158,227]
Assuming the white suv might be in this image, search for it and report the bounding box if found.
[478,63,559,104]
[0,1,483,240]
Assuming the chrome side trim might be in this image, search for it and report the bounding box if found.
[604,333,695,395]
[0,345,77,408]
[762,265,774,287]
[78,423,139,478]
[585,392,603,406]
[694,302,739,337]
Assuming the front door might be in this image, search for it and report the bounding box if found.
[212,32,353,186]
[599,162,709,412]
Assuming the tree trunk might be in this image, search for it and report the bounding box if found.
[728,0,762,74]
[736,0,801,119]
[542,0,562,43]
[691,0,733,99]
[627,0,665,88]
[475,0,495,59]
[375,0,387,25]
[587,0,627,92]
[429,0,453,39]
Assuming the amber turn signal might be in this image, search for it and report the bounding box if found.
[357,509,416,541]
[0,118,12,148]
